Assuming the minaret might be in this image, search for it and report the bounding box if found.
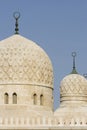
[13,12,20,34]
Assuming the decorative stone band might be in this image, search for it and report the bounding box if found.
[0,117,87,127]
[60,95,87,105]
[0,83,53,90]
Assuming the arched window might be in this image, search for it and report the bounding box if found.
[40,94,44,105]
[33,94,37,105]
[4,93,9,104]
[13,93,17,104]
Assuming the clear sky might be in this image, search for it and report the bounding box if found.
[0,0,87,109]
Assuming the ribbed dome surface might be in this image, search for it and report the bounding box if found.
[0,35,53,88]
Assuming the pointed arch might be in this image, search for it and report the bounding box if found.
[40,94,44,105]
[33,94,37,105]
[13,93,17,104]
[4,93,9,104]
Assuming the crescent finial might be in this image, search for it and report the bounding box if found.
[13,12,20,34]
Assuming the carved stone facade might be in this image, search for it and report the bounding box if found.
[0,34,87,130]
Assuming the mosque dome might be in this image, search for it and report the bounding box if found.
[0,34,53,87]
[0,34,53,111]
[60,74,87,105]
[54,52,87,127]
[60,52,87,106]
[55,74,87,126]
[0,13,54,112]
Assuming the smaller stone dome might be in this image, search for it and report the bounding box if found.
[60,74,87,105]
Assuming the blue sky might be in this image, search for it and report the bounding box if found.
[0,0,87,109]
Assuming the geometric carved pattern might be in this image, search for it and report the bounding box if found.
[60,74,87,95]
[0,35,53,88]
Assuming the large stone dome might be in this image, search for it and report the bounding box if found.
[0,35,53,88]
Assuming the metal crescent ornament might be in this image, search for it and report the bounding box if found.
[72,52,76,57]
[13,12,20,19]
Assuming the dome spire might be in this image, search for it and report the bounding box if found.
[13,12,20,34]
[71,52,78,74]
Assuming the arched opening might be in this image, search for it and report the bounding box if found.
[4,93,9,104]
[13,93,17,104]
[33,94,37,105]
[40,94,44,105]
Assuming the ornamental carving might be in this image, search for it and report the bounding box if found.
[0,35,53,88]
